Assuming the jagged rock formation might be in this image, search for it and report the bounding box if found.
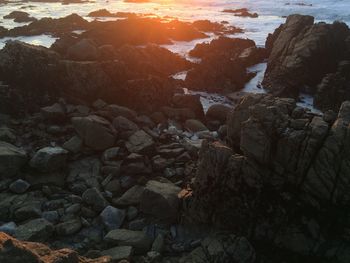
[186,94,350,262]
[263,14,350,101]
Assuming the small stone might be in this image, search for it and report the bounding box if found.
[184,119,208,133]
[42,211,59,224]
[9,179,30,194]
[0,222,17,235]
[151,234,165,253]
[127,206,138,221]
[113,185,145,206]
[100,206,126,231]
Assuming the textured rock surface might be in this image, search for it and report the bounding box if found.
[0,232,111,263]
[263,15,350,98]
[186,94,350,261]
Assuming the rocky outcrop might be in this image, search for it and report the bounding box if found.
[263,14,350,98]
[0,232,111,263]
[186,37,266,92]
[186,94,350,261]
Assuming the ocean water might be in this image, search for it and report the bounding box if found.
[0,0,348,111]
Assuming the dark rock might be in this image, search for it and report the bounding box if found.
[3,11,36,23]
[82,187,109,212]
[140,180,181,223]
[125,130,154,153]
[100,206,126,231]
[9,179,30,194]
[29,147,68,172]
[263,15,350,98]
[15,218,54,242]
[0,141,27,178]
[206,104,232,123]
[72,115,115,151]
[67,38,98,61]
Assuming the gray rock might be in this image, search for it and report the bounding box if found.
[100,206,126,231]
[9,179,30,194]
[104,229,153,254]
[0,141,27,178]
[184,119,208,133]
[63,135,83,153]
[125,130,154,153]
[140,180,181,223]
[42,211,59,224]
[82,187,108,212]
[72,115,115,151]
[55,218,82,236]
[0,126,16,143]
[113,185,145,206]
[15,218,54,242]
[206,104,232,123]
[29,147,68,172]
[41,103,65,122]
[113,116,138,132]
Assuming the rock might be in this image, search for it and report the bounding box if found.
[9,179,30,194]
[113,116,138,133]
[263,15,350,98]
[104,229,153,254]
[63,135,83,153]
[125,130,154,153]
[0,222,17,235]
[0,232,111,263]
[113,185,145,206]
[82,187,109,212]
[41,103,66,122]
[72,115,115,151]
[15,218,54,242]
[0,141,27,178]
[3,11,36,23]
[151,234,164,253]
[186,37,264,92]
[105,104,137,120]
[172,94,205,120]
[206,104,232,123]
[0,126,16,143]
[184,119,208,133]
[55,218,82,236]
[67,38,98,61]
[140,180,181,222]
[100,206,126,231]
[101,246,133,262]
[29,147,68,172]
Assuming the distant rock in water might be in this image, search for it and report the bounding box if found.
[263,14,350,110]
[222,8,259,18]
[3,11,37,23]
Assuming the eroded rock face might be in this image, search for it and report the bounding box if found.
[186,94,350,260]
[0,232,111,263]
[263,14,350,98]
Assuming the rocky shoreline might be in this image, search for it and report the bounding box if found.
[1,10,350,263]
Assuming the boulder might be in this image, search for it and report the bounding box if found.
[82,187,109,212]
[72,115,115,151]
[14,218,54,242]
[140,180,181,223]
[125,130,154,153]
[184,119,208,133]
[104,229,152,254]
[0,141,27,178]
[62,135,83,153]
[113,185,145,206]
[29,147,68,172]
[3,11,36,23]
[113,116,138,133]
[263,15,350,98]
[100,206,126,231]
[55,218,82,236]
[206,104,232,123]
